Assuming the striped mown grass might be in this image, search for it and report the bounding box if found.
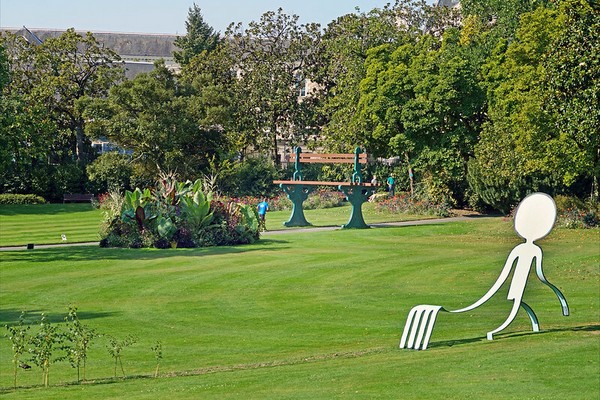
[0,204,103,247]
[0,202,435,247]
[0,218,597,399]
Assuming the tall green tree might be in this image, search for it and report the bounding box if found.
[84,62,229,183]
[0,43,8,88]
[224,8,322,164]
[357,27,485,205]
[1,36,57,195]
[313,4,405,153]
[5,29,124,165]
[179,43,237,140]
[460,0,551,42]
[467,7,565,212]
[314,1,462,154]
[1,29,124,197]
[173,3,220,66]
[542,0,599,199]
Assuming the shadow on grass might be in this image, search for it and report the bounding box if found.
[0,203,96,216]
[1,238,291,263]
[429,324,600,349]
[1,308,120,326]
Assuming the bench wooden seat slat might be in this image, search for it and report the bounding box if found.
[274,180,376,187]
[288,153,368,164]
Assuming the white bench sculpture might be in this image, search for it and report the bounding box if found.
[400,192,569,350]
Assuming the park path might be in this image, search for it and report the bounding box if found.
[0,215,495,251]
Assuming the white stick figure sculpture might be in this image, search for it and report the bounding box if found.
[400,193,569,350]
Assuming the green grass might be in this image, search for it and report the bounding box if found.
[0,202,432,247]
[0,216,598,399]
[265,202,436,230]
[0,204,103,246]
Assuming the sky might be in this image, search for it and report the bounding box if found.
[0,0,405,35]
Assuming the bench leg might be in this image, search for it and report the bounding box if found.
[339,186,373,229]
[280,184,314,227]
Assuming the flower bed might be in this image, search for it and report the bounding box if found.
[373,192,450,217]
[98,176,260,249]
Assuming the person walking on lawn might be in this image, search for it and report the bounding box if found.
[257,198,269,231]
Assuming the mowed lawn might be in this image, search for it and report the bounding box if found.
[0,202,433,247]
[0,204,103,246]
[0,212,598,398]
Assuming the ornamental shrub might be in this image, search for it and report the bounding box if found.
[99,173,260,248]
[374,191,450,217]
[555,195,599,229]
[236,190,345,213]
[0,194,46,204]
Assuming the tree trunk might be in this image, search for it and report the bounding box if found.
[75,124,86,165]
[405,152,414,197]
[272,131,280,167]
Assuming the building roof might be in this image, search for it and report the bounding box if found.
[7,27,180,78]
[434,0,460,8]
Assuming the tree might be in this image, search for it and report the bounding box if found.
[0,29,124,198]
[356,27,486,205]
[174,3,220,66]
[84,62,229,183]
[64,306,98,382]
[0,43,8,88]
[468,7,565,212]
[6,29,124,165]
[542,0,599,199]
[460,0,551,43]
[179,43,237,145]
[313,1,463,153]
[28,314,64,387]
[224,8,322,165]
[86,151,133,193]
[0,35,57,196]
[312,4,405,153]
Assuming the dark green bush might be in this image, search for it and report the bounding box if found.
[233,190,345,212]
[0,194,46,204]
[219,157,280,198]
[374,191,450,217]
[86,152,133,194]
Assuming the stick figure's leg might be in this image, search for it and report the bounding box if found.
[536,266,570,316]
[520,301,540,332]
[487,300,520,340]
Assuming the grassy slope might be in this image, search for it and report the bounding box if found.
[0,218,598,399]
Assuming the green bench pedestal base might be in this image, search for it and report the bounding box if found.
[280,184,314,227]
[339,185,373,229]
[279,182,374,229]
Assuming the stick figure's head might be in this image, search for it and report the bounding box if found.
[514,193,556,242]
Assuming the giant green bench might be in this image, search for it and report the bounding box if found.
[273,147,377,229]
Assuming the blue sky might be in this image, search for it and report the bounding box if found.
[0,0,409,35]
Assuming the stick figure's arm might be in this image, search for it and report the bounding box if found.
[535,251,569,316]
[450,248,519,313]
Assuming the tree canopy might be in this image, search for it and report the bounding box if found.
[174,3,220,66]
[1,1,597,209]
[0,29,123,198]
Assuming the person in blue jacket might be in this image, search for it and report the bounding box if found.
[386,175,395,197]
[257,198,269,231]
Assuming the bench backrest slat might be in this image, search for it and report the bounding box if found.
[286,146,368,184]
[63,194,94,203]
[296,153,368,164]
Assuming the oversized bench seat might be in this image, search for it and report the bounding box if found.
[273,147,377,229]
